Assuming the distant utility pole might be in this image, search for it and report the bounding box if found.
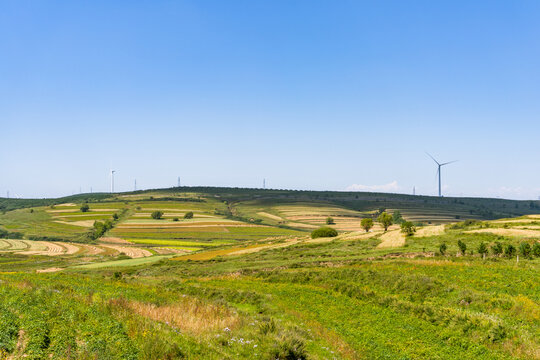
[178,177,181,187]
[110,170,115,193]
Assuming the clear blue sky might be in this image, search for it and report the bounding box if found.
[1,1,540,199]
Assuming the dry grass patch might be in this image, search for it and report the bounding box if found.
[116,298,240,335]
[377,230,406,248]
[415,225,445,237]
[256,212,284,221]
[466,228,540,238]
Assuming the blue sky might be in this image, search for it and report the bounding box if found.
[1,1,540,199]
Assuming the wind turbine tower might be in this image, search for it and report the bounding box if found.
[426,153,457,197]
[110,170,116,193]
[263,178,266,189]
[134,179,137,191]
[178,177,181,187]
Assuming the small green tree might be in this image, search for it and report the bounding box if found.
[183,211,194,219]
[532,242,540,257]
[377,212,393,232]
[151,210,164,220]
[80,204,90,213]
[504,244,516,258]
[361,218,374,232]
[457,240,467,255]
[439,243,447,255]
[477,242,488,258]
[519,242,531,258]
[326,217,335,225]
[172,217,179,222]
[112,213,119,221]
[491,242,503,256]
[392,211,404,224]
[400,221,416,236]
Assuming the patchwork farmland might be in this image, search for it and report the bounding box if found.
[0,187,539,359]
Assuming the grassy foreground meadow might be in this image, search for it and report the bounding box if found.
[0,188,539,359]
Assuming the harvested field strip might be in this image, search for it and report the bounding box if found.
[75,255,173,269]
[377,230,406,248]
[127,239,231,247]
[116,224,266,230]
[3,240,29,250]
[54,220,95,227]
[98,244,152,258]
[0,240,10,249]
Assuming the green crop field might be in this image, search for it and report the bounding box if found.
[0,187,539,359]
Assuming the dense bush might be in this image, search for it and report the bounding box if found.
[311,227,338,239]
[183,211,194,219]
[326,217,335,225]
[151,211,164,220]
[533,242,540,257]
[80,204,90,212]
[504,244,516,257]
[439,243,447,255]
[491,242,503,256]
[477,242,488,257]
[457,240,467,255]
[519,242,531,258]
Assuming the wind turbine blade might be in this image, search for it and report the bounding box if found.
[440,160,458,166]
[425,152,440,165]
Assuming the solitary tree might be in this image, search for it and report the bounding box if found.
[183,211,194,219]
[361,218,374,232]
[80,204,90,213]
[326,217,335,225]
[377,212,393,232]
[400,221,416,236]
[457,240,467,256]
[151,210,164,220]
[112,213,119,221]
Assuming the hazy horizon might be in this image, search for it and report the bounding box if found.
[2,1,540,200]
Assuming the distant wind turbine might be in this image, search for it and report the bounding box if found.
[426,153,457,197]
[110,170,116,193]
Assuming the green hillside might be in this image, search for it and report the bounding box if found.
[0,187,539,359]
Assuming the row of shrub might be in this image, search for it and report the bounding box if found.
[440,240,540,258]
[0,229,24,239]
